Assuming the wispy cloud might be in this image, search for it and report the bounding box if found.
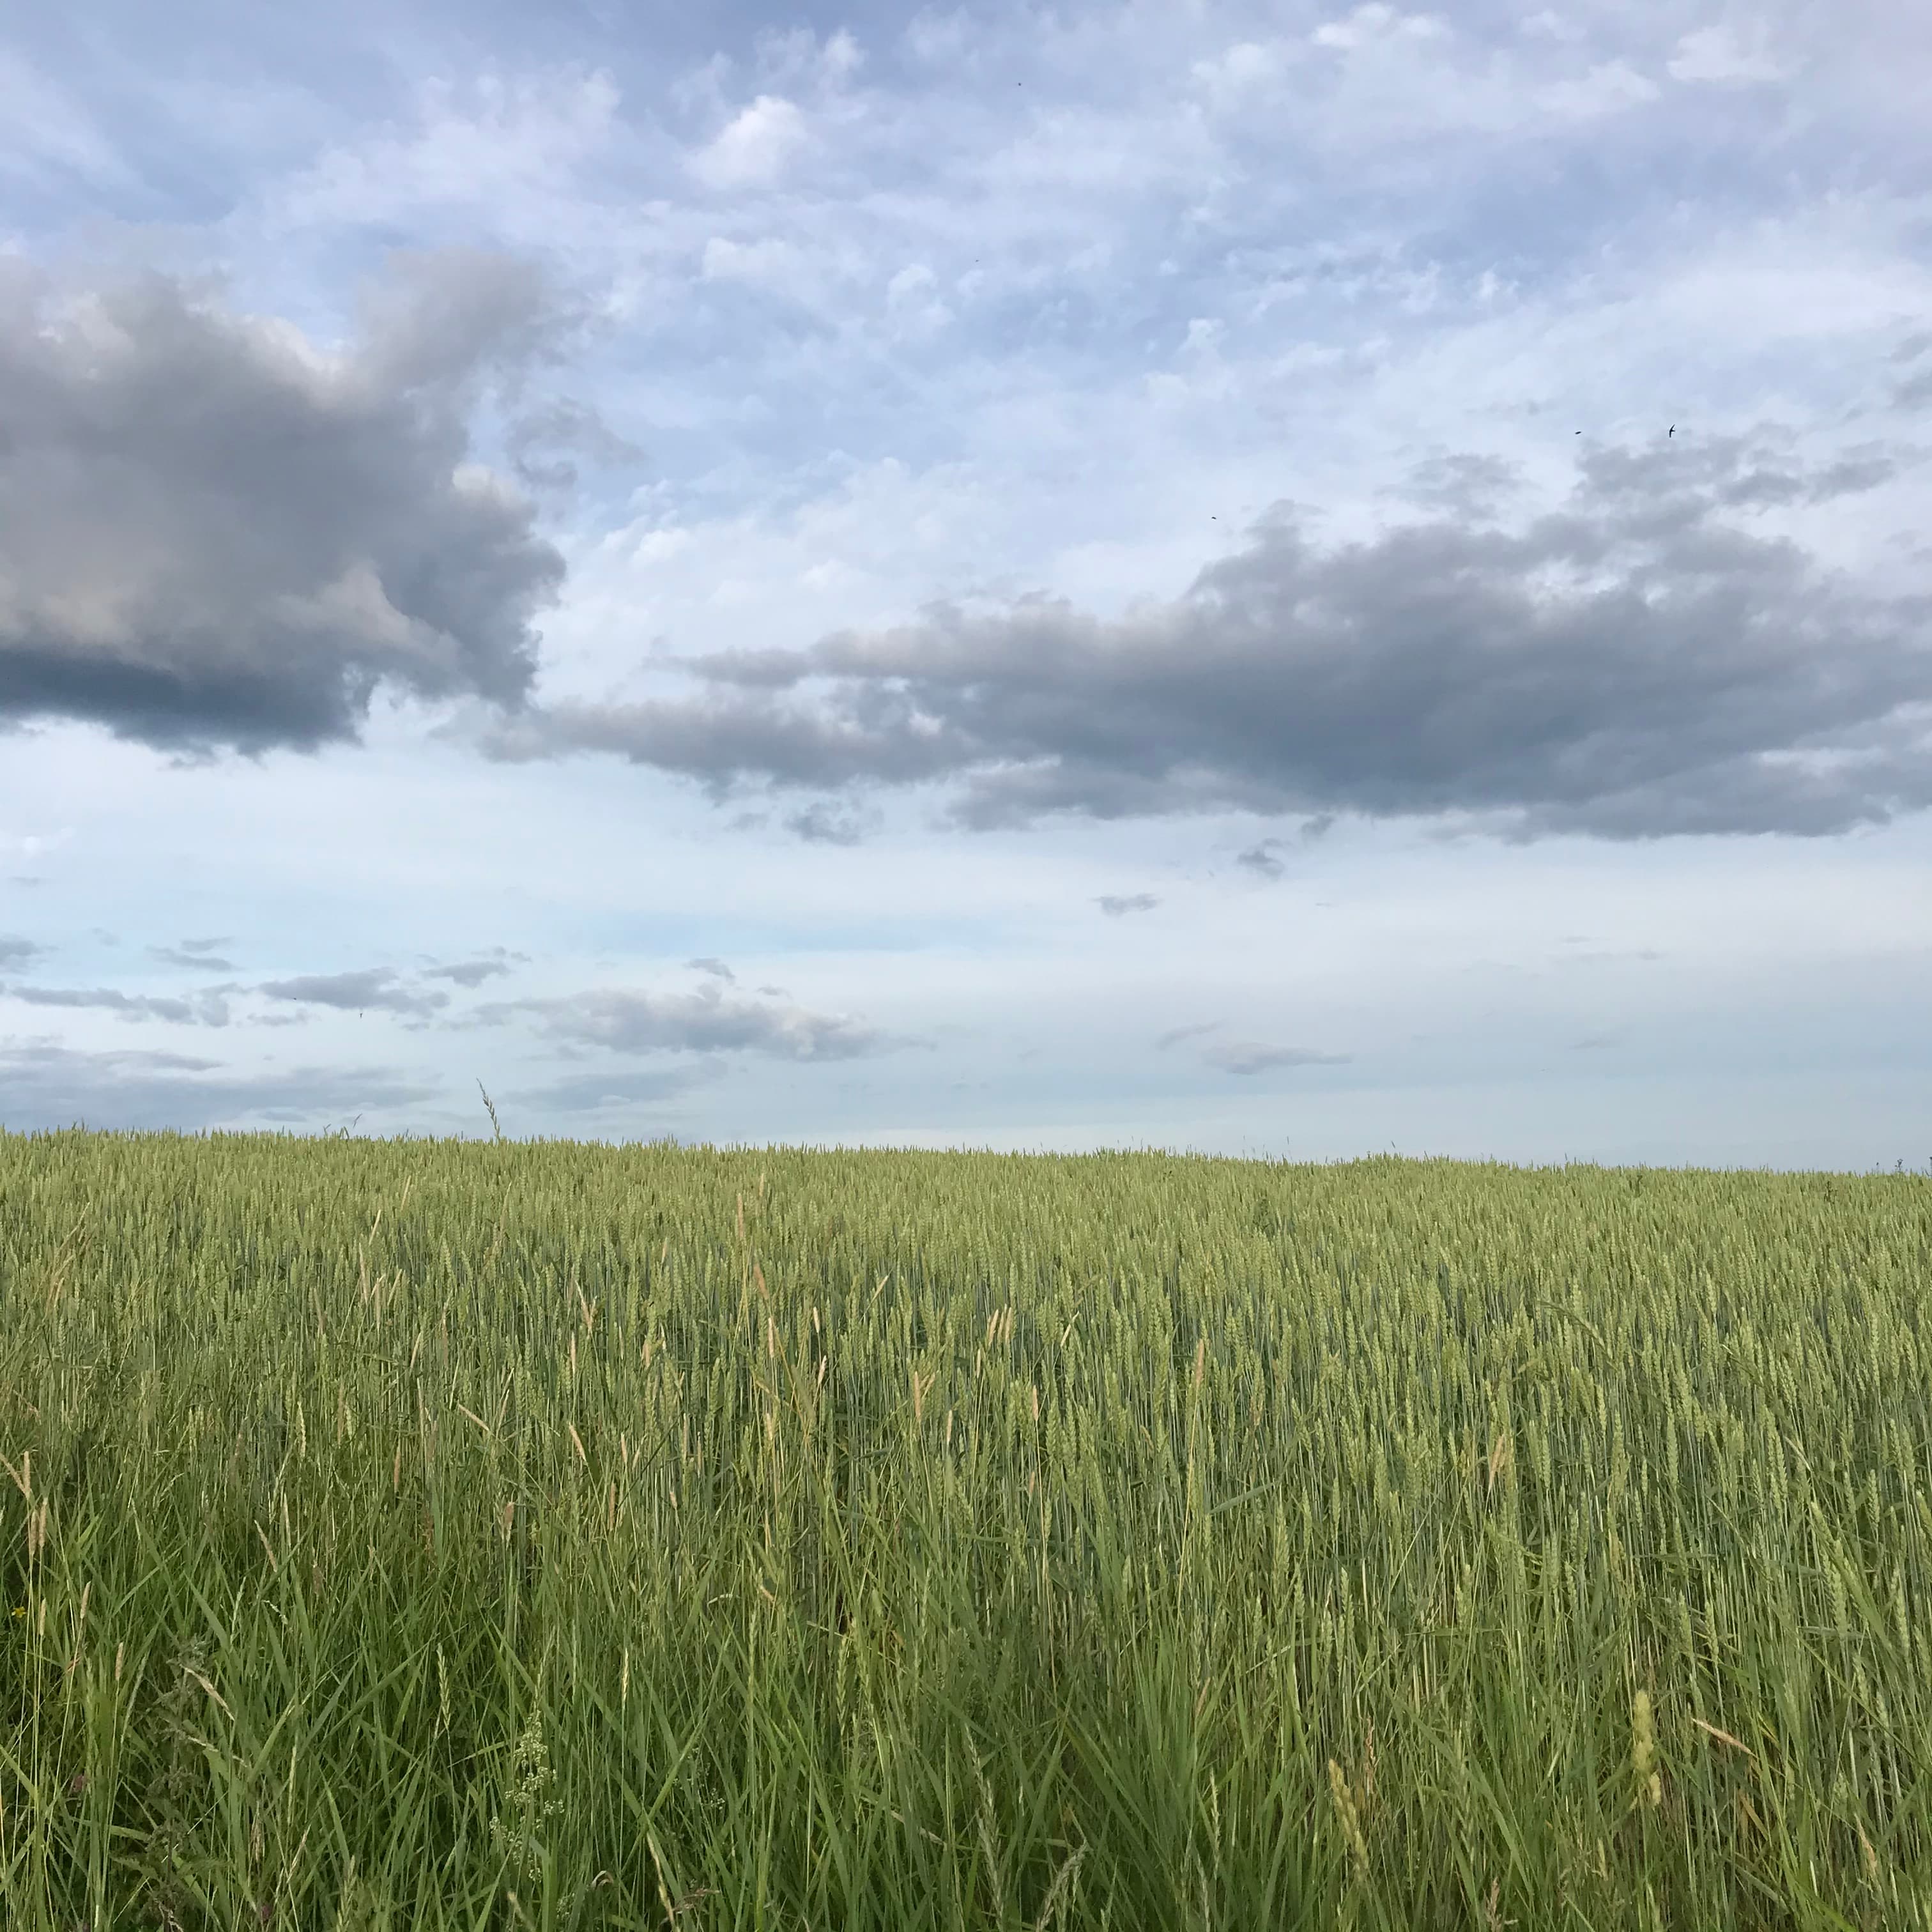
[0,1038,439,1133]
[1199,1038,1353,1077]
[1,983,235,1025]
[257,968,450,1019]
[422,947,528,988]
[150,939,236,970]
[471,978,918,1061]
[498,1062,717,1115]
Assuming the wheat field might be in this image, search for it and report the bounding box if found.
[2,1124,1928,1928]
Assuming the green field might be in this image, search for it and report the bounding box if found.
[2,1126,1928,1929]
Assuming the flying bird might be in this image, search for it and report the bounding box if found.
[1669,425,1675,437]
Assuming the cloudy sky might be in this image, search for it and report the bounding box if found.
[2,1,1929,1170]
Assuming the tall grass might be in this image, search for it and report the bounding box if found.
[2,1125,1928,1928]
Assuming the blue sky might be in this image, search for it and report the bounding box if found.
[2,0,1929,1169]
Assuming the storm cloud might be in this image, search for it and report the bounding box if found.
[0,249,566,757]
[481,431,1932,841]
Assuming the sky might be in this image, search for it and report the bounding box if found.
[1,0,1929,1171]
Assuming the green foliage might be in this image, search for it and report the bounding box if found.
[1,1126,1928,1928]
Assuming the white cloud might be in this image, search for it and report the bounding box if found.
[267,68,623,238]
[688,94,808,190]
[1667,24,1790,87]
[701,234,806,289]
[1190,40,1296,109]
[0,50,128,185]
[1311,5,1450,54]
[753,26,864,90]
[885,262,951,337]
[1532,59,1660,120]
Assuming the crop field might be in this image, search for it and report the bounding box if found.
[1,1125,1928,1929]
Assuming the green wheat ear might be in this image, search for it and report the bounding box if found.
[1631,1689,1661,1809]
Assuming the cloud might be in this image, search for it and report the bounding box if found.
[688,95,808,189]
[686,956,735,982]
[1199,1039,1353,1076]
[1097,893,1159,916]
[268,68,624,238]
[1155,1021,1222,1050]
[504,396,645,494]
[150,940,236,970]
[1,983,234,1025]
[471,979,917,1061]
[0,935,46,967]
[1151,1019,1350,1074]
[498,1063,717,1114]
[1895,368,1932,413]
[1235,841,1286,880]
[1383,450,1525,519]
[786,799,877,844]
[1666,24,1789,88]
[256,968,450,1019]
[0,1038,439,1133]
[482,431,1932,842]
[0,249,566,760]
[0,49,128,188]
[422,948,527,988]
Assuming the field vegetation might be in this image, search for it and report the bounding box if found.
[2,1124,1928,1928]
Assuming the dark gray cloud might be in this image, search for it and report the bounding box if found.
[481,431,1932,841]
[0,1038,439,1133]
[470,979,918,1060]
[0,936,46,966]
[0,248,566,758]
[1097,893,1158,916]
[422,947,528,988]
[257,967,450,1018]
[1,982,234,1025]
